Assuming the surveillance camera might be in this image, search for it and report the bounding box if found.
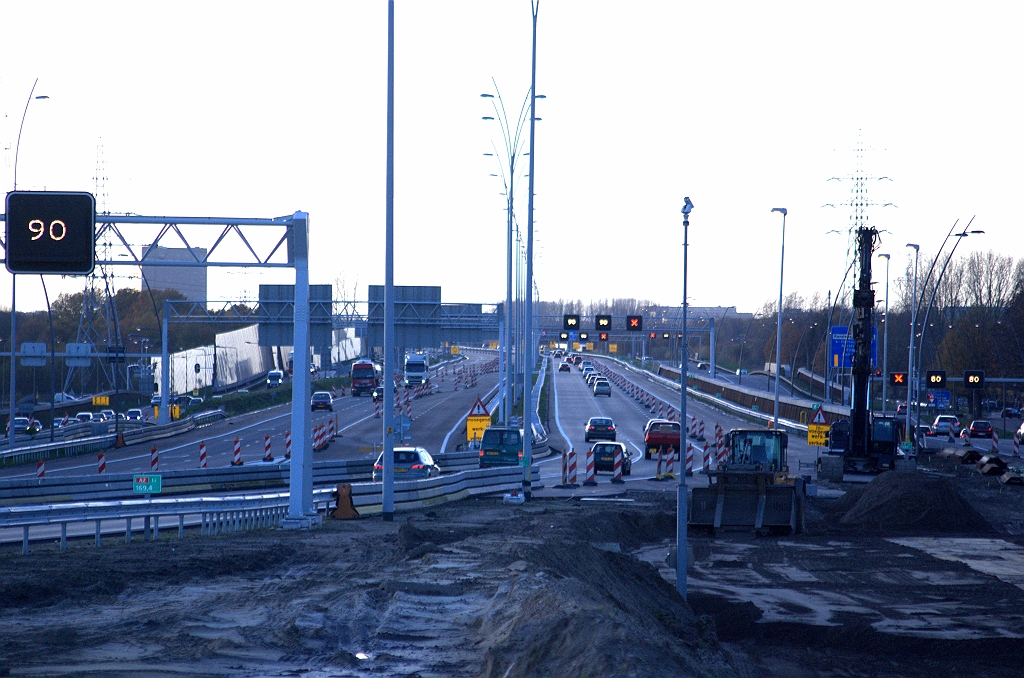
[681,197,693,214]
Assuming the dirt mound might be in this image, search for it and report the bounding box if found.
[838,471,994,533]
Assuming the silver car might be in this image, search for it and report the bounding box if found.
[593,380,611,397]
[373,447,441,482]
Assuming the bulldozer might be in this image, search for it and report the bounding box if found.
[689,428,806,535]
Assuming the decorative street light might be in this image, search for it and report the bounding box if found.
[680,197,693,470]
[878,253,891,412]
[906,243,919,439]
[770,208,788,427]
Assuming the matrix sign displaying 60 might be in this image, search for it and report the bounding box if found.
[5,191,95,274]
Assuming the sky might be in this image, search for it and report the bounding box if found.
[1,0,1021,317]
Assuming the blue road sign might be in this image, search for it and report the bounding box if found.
[926,389,951,410]
[830,326,877,369]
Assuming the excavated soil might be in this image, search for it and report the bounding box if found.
[2,463,1024,677]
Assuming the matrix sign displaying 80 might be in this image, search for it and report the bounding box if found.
[5,191,95,275]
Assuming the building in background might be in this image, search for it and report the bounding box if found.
[141,245,209,300]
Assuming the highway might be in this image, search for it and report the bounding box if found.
[0,352,500,484]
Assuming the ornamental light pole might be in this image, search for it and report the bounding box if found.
[9,78,49,448]
[482,81,536,423]
[771,207,787,427]
[905,243,919,439]
[522,0,540,498]
[878,253,890,412]
[679,197,693,469]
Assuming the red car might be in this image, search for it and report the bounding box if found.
[968,420,993,438]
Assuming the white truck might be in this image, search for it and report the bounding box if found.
[404,354,429,386]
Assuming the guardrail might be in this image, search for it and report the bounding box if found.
[0,410,227,467]
[2,464,538,554]
[1,450,489,504]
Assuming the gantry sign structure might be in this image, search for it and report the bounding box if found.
[2,192,319,529]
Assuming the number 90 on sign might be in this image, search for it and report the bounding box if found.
[5,191,95,275]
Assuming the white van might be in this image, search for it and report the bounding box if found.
[267,370,284,388]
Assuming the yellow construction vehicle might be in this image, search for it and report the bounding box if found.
[689,428,806,535]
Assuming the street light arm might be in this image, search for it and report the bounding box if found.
[13,78,39,191]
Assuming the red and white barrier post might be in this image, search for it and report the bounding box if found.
[664,445,676,479]
[97,452,106,474]
[611,446,624,484]
[1014,431,1021,458]
[263,434,273,462]
[584,445,597,486]
[328,416,336,441]
[991,430,999,453]
[150,446,159,472]
[231,437,243,466]
[199,441,208,469]
[698,420,705,441]
[684,443,693,476]
[703,443,712,472]
[285,430,292,459]
[568,448,578,485]
[656,447,665,480]
[36,460,45,479]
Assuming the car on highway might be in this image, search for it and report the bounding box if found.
[582,366,595,380]
[310,392,334,411]
[968,420,993,438]
[584,417,616,442]
[644,419,681,459]
[52,392,76,403]
[75,412,93,424]
[372,386,384,403]
[1002,407,1021,418]
[478,426,525,468]
[91,413,107,423]
[580,360,594,372]
[896,403,908,416]
[372,446,440,482]
[932,415,961,437]
[100,409,116,421]
[558,361,571,373]
[5,417,33,435]
[696,361,709,371]
[585,372,603,386]
[591,442,631,475]
[593,380,611,397]
[125,408,144,421]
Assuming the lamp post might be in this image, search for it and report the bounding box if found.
[771,208,787,428]
[914,224,984,430]
[878,253,891,412]
[680,197,693,467]
[522,0,540,499]
[9,78,50,449]
[790,322,816,396]
[906,244,919,439]
[482,82,539,423]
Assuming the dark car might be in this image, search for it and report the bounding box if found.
[479,427,525,468]
[968,420,993,438]
[310,391,333,411]
[558,361,571,373]
[373,447,440,482]
[585,417,616,442]
[372,386,384,403]
[591,442,631,475]
[896,403,907,416]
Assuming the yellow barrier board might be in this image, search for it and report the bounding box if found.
[92,395,109,406]
[808,423,829,446]
[450,346,460,355]
[608,343,617,353]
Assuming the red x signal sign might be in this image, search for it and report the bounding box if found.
[890,372,907,386]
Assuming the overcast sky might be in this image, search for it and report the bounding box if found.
[2,0,1021,317]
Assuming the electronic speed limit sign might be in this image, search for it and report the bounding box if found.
[5,191,96,275]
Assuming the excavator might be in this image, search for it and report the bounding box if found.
[689,428,806,535]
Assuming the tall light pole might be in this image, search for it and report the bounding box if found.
[771,207,787,427]
[679,198,693,468]
[878,253,890,412]
[482,82,536,423]
[914,223,984,430]
[522,0,540,498]
[906,243,919,439]
[9,78,50,449]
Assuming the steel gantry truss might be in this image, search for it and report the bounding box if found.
[0,211,320,529]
